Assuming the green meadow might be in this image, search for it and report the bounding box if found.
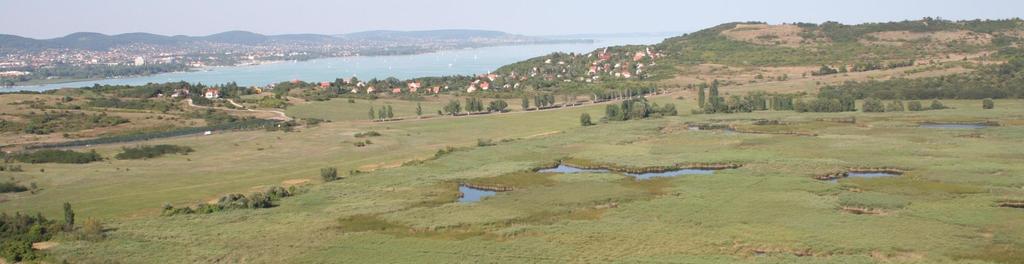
[4,97,1022,263]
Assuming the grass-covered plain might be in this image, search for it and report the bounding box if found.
[285,97,448,121]
[3,96,1022,263]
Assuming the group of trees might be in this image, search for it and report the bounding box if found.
[696,80,722,112]
[441,98,510,115]
[862,99,947,112]
[793,96,857,113]
[697,81,778,114]
[592,86,659,102]
[533,94,558,109]
[0,203,79,262]
[443,100,462,115]
[367,105,395,121]
[811,60,916,76]
[162,186,296,216]
[75,81,255,100]
[487,100,509,112]
[522,92,589,111]
[604,98,678,121]
[464,97,486,113]
[820,56,1024,100]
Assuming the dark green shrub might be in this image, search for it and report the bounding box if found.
[660,103,678,116]
[476,138,496,147]
[79,218,105,241]
[930,100,946,110]
[0,182,28,193]
[266,186,291,200]
[115,145,193,160]
[248,192,272,209]
[14,149,102,164]
[982,98,994,109]
[862,98,885,112]
[63,202,74,232]
[907,101,923,111]
[162,185,296,216]
[354,131,381,138]
[487,100,509,112]
[580,113,593,126]
[1,212,58,261]
[321,167,339,182]
[0,240,37,262]
[886,100,905,112]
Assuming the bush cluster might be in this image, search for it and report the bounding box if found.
[321,167,339,182]
[114,145,193,160]
[354,131,381,138]
[162,186,297,216]
[605,98,677,121]
[12,149,102,164]
[0,182,28,193]
[0,213,59,261]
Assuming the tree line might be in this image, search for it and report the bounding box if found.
[819,56,1024,100]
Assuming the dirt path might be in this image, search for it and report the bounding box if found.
[187,99,292,121]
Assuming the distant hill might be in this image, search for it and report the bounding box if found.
[339,29,512,40]
[487,18,1024,92]
[0,29,579,52]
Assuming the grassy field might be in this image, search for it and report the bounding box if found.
[3,95,1022,263]
[0,93,204,146]
[285,97,449,121]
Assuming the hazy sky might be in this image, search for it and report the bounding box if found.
[2,0,1022,38]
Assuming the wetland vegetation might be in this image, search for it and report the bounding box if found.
[1,18,1024,263]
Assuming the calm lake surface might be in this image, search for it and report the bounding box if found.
[458,185,496,203]
[538,164,610,174]
[829,172,900,183]
[919,123,989,129]
[846,172,900,178]
[4,36,669,92]
[540,163,718,180]
[626,169,715,180]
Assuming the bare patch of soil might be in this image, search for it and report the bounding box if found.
[282,179,311,186]
[31,241,58,250]
[722,24,809,47]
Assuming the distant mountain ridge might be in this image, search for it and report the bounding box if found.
[0,29,570,52]
[338,29,512,40]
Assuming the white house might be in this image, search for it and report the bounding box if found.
[204,88,220,99]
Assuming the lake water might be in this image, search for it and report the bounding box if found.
[539,163,718,180]
[829,172,900,183]
[846,172,900,178]
[919,123,989,129]
[538,164,610,174]
[458,185,496,203]
[627,169,715,180]
[4,36,669,92]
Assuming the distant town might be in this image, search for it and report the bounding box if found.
[0,30,590,86]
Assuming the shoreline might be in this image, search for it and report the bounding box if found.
[0,36,663,92]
